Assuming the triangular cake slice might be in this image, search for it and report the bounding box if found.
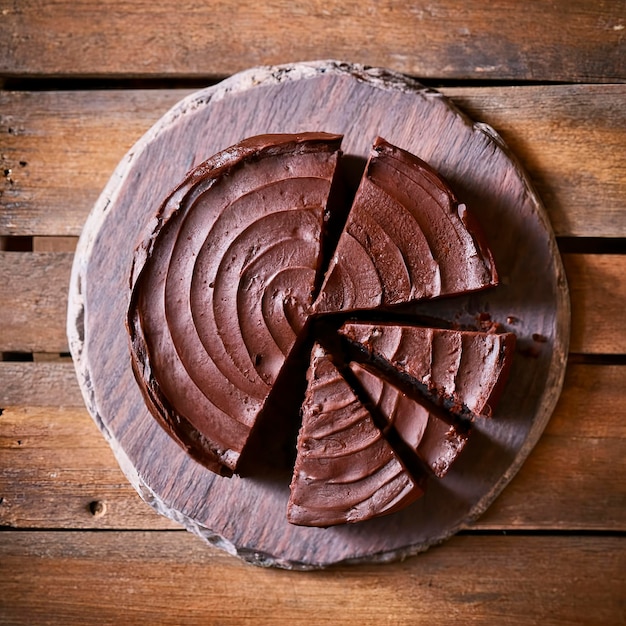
[287,344,425,527]
[314,137,497,313]
[128,133,343,476]
[339,322,516,419]
[349,362,469,478]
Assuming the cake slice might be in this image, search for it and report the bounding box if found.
[313,137,497,313]
[339,322,516,420]
[128,133,343,475]
[287,344,425,527]
[348,362,469,478]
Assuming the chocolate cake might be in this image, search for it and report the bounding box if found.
[313,137,498,314]
[339,322,516,419]
[127,132,515,525]
[287,344,425,527]
[348,362,469,479]
[127,133,343,476]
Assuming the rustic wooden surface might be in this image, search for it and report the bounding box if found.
[67,61,570,568]
[1,532,624,625]
[0,1,623,82]
[1,0,625,621]
[2,85,625,238]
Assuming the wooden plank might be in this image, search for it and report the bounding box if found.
[545,364,626,439]
[0,406,176,530]
[0,531,624,624]
[29,235,78,360]
[31,353,73,363]
[0,362,83,406]
[441,84,626,239]
[478,363,626,530]
[565,254,626,355]
[32,236,78,253]
[2,85,625,237]
[1,251,622,354]
[0,89,183,237]
[0,1,624,82]
[0,251,72,353]
[1,364,624,531]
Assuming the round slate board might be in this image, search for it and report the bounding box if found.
[68,61,570,569]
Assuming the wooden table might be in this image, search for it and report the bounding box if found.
[1,2,624,623]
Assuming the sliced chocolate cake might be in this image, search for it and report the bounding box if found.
[127,133,343,476]
[339,322,516,419]
[348,362,469,478]
[287,345,425,527]
[127,133,513,526]
[313,137,498,314]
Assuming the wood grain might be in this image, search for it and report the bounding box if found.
[445,84,626,239]
[479,362,626,531]
[67,62,572,567]
[1,531,624,625]
[32,236,78,253]
[0,406,176,530]
[0,250,619,354]
[0,89,185,237]
[0,362,84,406]
[565,254,626,354]
[0,251,72,353]
[0,1,624,82]
[2,85,625,237]
[2,364,623,531]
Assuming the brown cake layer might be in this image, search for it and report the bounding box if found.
[287,345,425,527]
[313,137,497,314]
[127,133,343,475]
[339,322,516,419]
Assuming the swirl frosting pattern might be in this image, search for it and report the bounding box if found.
[128,132,513,525]
[287,345,425,527]
[313,137,498,313]
[339,322,516,419]
[348,362,469,479]
[128,133,343,475]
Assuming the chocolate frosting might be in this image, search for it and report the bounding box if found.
[127,132,512,525]
[287,344,424,527]
[339,322,516,419]
[314,137,498,313]
[128,133,343,475]
[349,362,469,478]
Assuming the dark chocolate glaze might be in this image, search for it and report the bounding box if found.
[127,133,343,475]
[339,322,516,419]
[314,137,498,313]
[349,362,469,478]
[287,344,425,527]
